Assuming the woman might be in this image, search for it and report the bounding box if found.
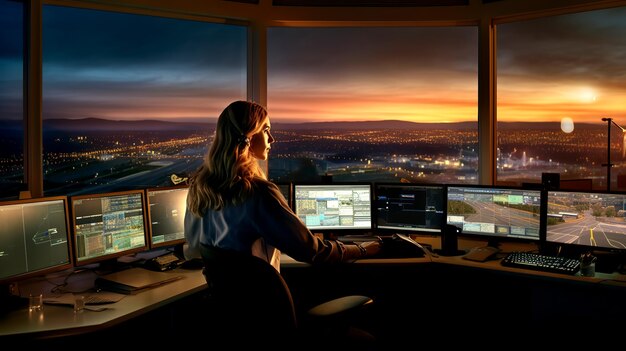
[184,100,380,271]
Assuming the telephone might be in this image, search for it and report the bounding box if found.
[463,246,501,262]
[145,252,184,271]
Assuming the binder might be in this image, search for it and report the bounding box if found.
[95,267,184,294]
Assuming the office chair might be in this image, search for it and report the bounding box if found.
[199,244,376,350]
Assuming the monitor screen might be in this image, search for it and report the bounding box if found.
[71,190,147,266]
[293,183,372,231]
[546,190,626,251]
[446,185,542,241]
[375,183,445,233]
[276,182,292,208]
[0,196,72,283]
[146,185,188,248]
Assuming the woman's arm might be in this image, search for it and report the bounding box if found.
[253,182,364,264]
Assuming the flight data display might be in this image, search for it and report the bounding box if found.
[547,191,626,250]
[446,186,541,241]
[294,184,372,230]
[72,191,147,264]
[147,186,188,248]
[375,183,444,233]
[0,197,71,282]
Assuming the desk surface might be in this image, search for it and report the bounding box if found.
[432,254,626,287]
[3,252,625,338]
[0,267,206,338]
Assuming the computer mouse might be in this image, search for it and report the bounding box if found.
[378,234,426,258]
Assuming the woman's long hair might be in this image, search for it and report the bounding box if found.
[187,101,268,216]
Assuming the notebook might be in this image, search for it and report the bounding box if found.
[44,291,126,306]
[95,267,184,294]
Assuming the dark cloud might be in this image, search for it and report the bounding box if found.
[0,0,22,59]
[268,26,477,79]
[497,6,626,83]
[42,5,246,69]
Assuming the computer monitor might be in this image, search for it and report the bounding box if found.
[293,183,372,233]
[0,196,73,284]
[446,185,542,244]
[146,185,188,248]
[546,190,626,252]
[70,190,148,266]
[374,183,445,234]
[276,182,292,208]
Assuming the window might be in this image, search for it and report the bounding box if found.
[0,0,24,199]
[268,26,478,184]
[42,5,247,196]
[497,6,626,190]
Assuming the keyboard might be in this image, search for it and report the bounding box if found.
[83,293,125,305]
[501,252,580,275]
[337,234,425,258]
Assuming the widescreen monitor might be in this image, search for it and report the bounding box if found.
[146,185,188,248]
[546,190,626,252]
[446,185,542,242]
[70,190,148,266]
[293,183,372,232]
[375,183,445,234]
[276,182,292,208]
[0,196,72,284]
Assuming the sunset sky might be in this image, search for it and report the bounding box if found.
[1,3,625,125]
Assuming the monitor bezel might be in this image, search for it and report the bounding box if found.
[373,182,445,235]
[0,196,73,284]
[544,188,626,254]
[274,182,293,209]
[292,182,374,234]
[146,184,189,249]
[70,189,148,266]
[445,184,544,244]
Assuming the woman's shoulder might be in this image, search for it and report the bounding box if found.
[251,179,283,201]
[251,178,279,193]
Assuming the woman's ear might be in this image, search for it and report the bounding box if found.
[239,135,250,146]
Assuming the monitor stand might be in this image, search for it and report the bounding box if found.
[435,224,466,256]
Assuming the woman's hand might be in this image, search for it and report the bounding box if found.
[359,240,382,257]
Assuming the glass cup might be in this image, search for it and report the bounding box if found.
[28,293,43,311]
[73,295,85,313]
[580,261,596,277]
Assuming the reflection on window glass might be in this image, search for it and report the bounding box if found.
[497,6,626,190]
[42,5,246,196]
[0,0,24,199]
[268,26,478,184]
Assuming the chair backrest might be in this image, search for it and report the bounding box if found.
[199,244,298,340]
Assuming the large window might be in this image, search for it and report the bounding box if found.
[497,6,626,190]
[0,0,24,199]
[267,26,478,184]
[42,5,247,196]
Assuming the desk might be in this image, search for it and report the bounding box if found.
[0,267,206,340]
[2,253,624,343]
[281,250,626,341]
[433,254,626,286]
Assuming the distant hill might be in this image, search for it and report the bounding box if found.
[273,120,476,130]
[43,118,214,131]
[273,120,604,131]
[0,118,605,132]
